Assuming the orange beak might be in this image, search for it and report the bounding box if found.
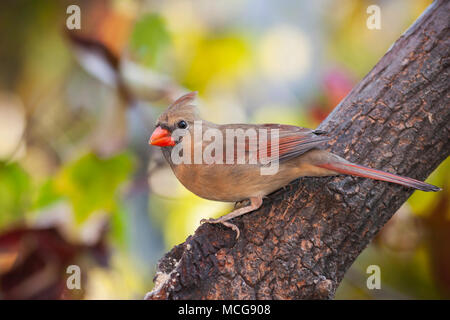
[149,126,175,147]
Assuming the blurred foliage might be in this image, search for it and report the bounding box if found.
[0,225,109,299]
[130,13,171,68]
[0,163,31,227]
[30,152,135,225]
[53,152,134,223]
[408,158,450,216]
[180,34,251,93]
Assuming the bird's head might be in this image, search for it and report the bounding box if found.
[149,91,199,147]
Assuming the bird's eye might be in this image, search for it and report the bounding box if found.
[177,120,188,129]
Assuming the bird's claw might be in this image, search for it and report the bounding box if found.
[200,218,240,239]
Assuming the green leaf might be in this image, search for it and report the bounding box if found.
[32,179,62,209]
[129,13,170,67]
[54,152,134,223]
[0,162,31,227]
[110,203,129,248]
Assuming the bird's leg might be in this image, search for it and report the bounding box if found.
[234,199,250,209]
[200,196,263,239]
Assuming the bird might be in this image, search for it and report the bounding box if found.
[149,92,441,238]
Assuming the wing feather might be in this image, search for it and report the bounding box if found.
[220,124,329,164]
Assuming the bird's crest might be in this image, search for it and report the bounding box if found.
[167,91,198,112]
[159,91,200,124]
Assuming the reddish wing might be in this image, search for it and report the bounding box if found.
[223,124,329,164]
[266,124,330,163]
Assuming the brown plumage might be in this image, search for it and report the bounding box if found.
[149,92,441,238]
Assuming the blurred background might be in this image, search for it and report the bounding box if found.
[0,0,448,299]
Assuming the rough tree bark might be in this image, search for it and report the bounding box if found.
[146,0,450,300]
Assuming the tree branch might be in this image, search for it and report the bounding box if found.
[146,0,450,300]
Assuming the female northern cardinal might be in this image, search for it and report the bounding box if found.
[149,92,440,238]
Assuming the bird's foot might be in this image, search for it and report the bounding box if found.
[200,218,240,239]
[199,197,263,240]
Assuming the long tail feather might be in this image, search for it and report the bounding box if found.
[316,162,441,192]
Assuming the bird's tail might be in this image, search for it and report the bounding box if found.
[316,162,441,192]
